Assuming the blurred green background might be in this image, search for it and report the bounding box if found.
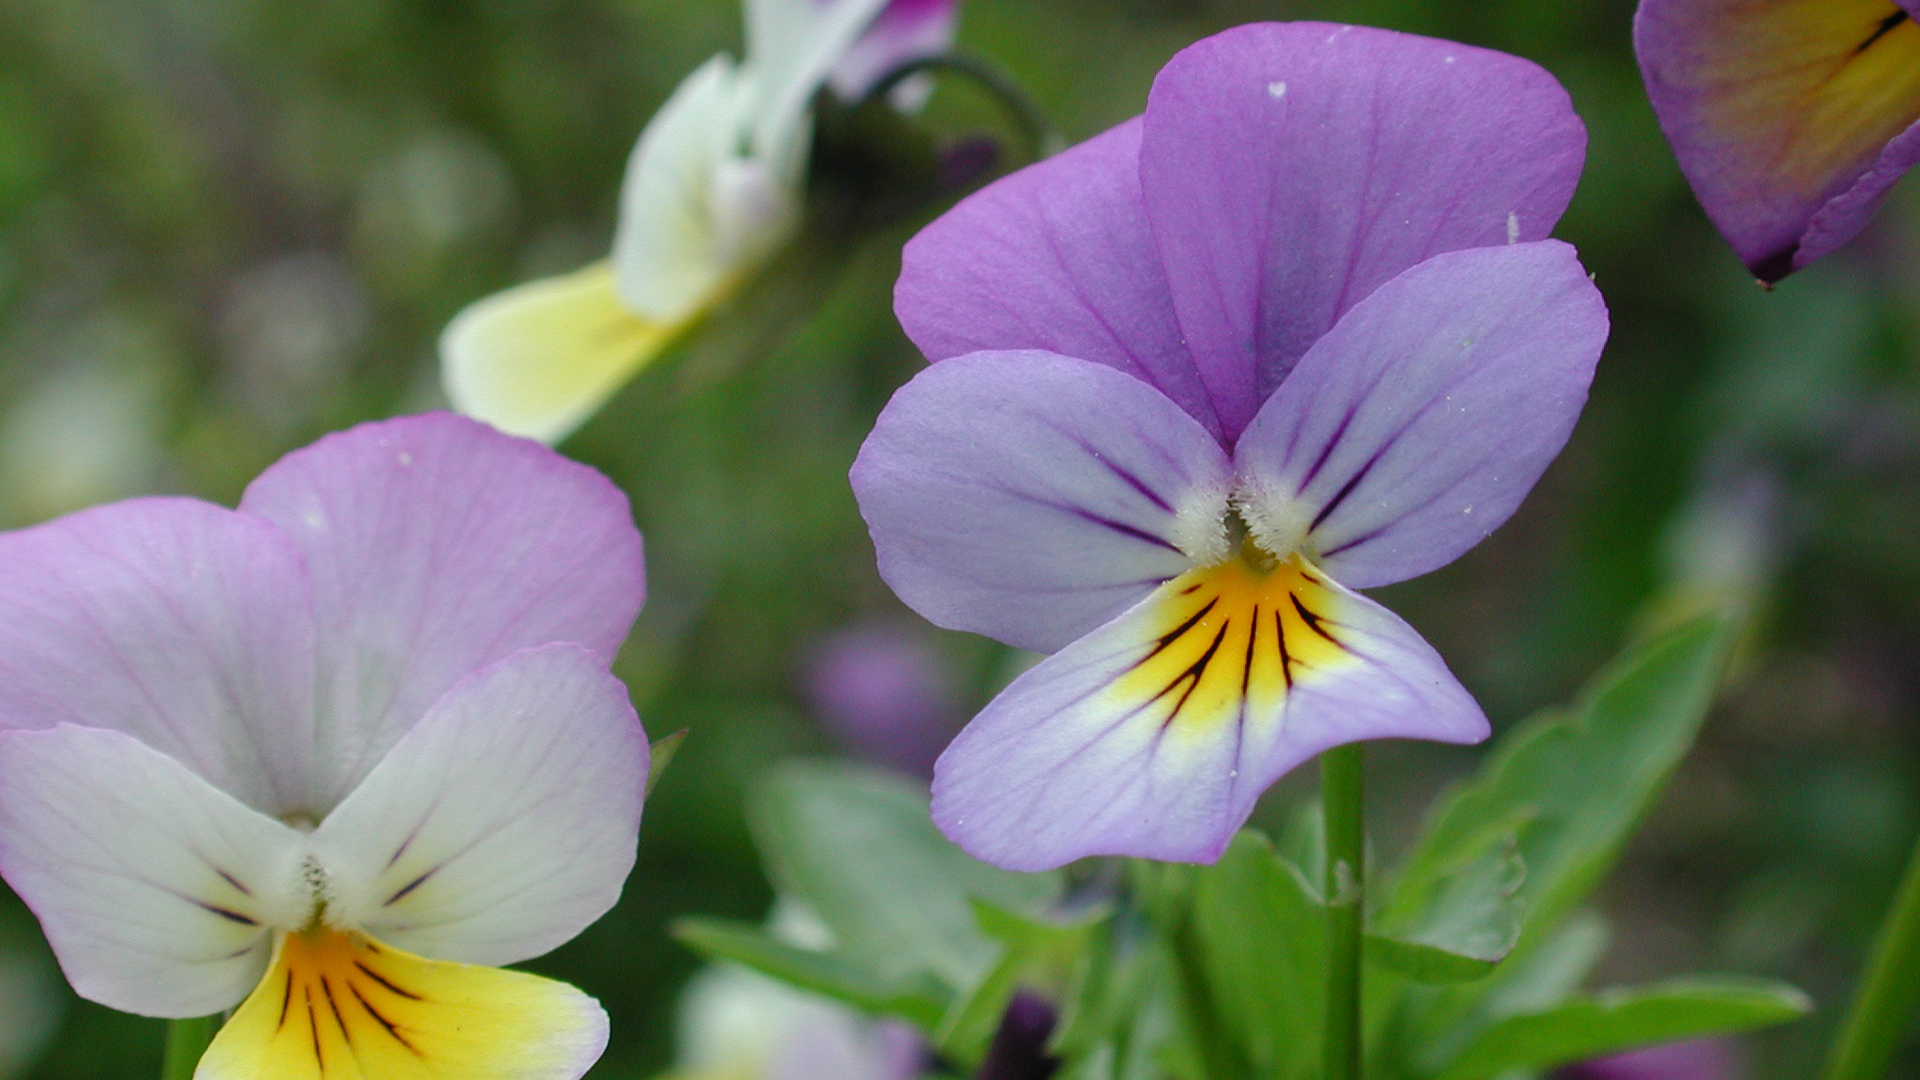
[1,0,1917,1076]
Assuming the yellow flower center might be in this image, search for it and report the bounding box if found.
[1107,550,1354,737]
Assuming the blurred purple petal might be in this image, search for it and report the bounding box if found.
[805,622,960,777]
[896,120,1220,436]
[1563,1038,1740,1080]
[1140,22,1586,437]
[852,351,1233,654]
[1634,0,1920,280]
[830,0,960,102]
[238,412,646,810]
[976,992,1061,1080]
[1234,242,1608,590]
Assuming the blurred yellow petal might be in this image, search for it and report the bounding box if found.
[440,261,675,444]
[196,929,606,1080]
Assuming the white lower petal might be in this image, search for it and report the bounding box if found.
[0,725,308,1017]
[310,644,646,967]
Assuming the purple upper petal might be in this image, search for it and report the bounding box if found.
[237,412,646,811]
[851,351,1233,654]
[0,499,318,816]
[1139,22,1587,438]
[1634,0,1920,281]
[1234,241,1609,589]
[895,120,1220,437]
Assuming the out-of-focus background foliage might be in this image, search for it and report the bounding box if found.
[0,0,1916,1076]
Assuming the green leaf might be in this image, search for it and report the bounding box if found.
[1369,827,1526,984]
[645,729,687,799]
[749,760,1064,991]
[1190,829,1326,1080]
[1397,615,1735,944]
[1432,977,1813,1080]
[670,916,948,1028]
[1378,616,1743,1070]
[1399,911,1612,1074]
[934,900,1110,1064]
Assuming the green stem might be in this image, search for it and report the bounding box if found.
[1821,824,1920,1080]
[864,53,1065,160]
[1323,744,1366,1080]
[162,1015,220,1080]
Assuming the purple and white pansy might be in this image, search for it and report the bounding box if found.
[852,22,1610,872]
[0,413,648,1079]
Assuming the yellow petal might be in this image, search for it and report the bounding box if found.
[1106,553,1358,737]
[440,260,676,444]
[195,929,606,1080]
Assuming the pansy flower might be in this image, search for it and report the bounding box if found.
[665,966,926,1080]
[441,0,960,444]
[1636,0,1920,281]
[664,901,927,1080]
[852,22,1609,871]
[0,413,648,1078]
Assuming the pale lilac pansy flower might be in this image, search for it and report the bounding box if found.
[851,22,1610,871]
[1635,0,1920,282]
[440,0,959,444]
[0,413,648,1078]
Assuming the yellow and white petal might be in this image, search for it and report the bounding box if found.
[439,261,673,444]
[611,55,795,325]
[0,725,308,1018]
[930,556,1488,872]
[310,645,646,968]
[195,929,607,1080]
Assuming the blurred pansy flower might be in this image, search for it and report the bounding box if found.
[0,413,648,1078]
[1562,1038,1739,1080]
[1635,0,1920,282]
[664,966,926,1080]
[663,902,926,1080]
[852,22,1608,870]
[442,0,959,443]
[803,620,961,777]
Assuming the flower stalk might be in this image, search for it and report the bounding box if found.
[864,53,1064,159]
[1821,822,1920,1080]
[161,1015,219,1080]
[1323,743,1365,1080]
